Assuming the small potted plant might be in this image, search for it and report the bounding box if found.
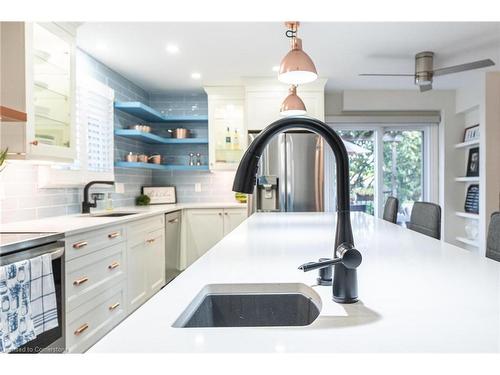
[136,194,151,206]
[0,148,8,173]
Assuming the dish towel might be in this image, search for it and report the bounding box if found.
[0,259,37,353]
[29,254,59,335]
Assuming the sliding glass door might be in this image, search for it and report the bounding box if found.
[329,123,436,225]
[382,129,424,224]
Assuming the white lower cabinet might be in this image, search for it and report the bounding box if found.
[126,217,165,314]
[65,214,165,352]
[65,208,246,352]
[182,208,247,269]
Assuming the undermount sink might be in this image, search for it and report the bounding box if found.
[173,283,322,328]
[80,212,139,217]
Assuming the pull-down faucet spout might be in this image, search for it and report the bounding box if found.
[232,117,361,303]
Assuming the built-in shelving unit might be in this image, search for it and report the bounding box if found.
[114,101,208,123]
[455,211,479,220]
[454,139,480,149]
[456,236,479,247]
[455,176,480,182]
[115,129,208,144]
[115,161,209,171]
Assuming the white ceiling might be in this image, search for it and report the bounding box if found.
[77,22,500,93]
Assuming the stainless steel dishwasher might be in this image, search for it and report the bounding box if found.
[165,211,182,284]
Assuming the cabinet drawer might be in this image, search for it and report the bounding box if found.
[65,225,125,260]
[66,242,126,311]
[127,214,164,238]
[66,283,126,353]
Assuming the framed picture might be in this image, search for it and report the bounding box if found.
[463,124,480,142]
[466,147,480,177]
[464,184,479,214]
[142,186,176,204]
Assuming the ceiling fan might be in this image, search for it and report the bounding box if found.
[360,51,495,92]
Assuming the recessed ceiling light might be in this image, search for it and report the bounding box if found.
[191,72,201,80]
[272,66,280,72]
[166,44,179,54]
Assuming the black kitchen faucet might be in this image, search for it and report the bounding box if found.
[82,180,115,214]
[232,116,362,303]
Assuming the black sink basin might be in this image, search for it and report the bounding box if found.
[173,283,322,328]
[89,212,138,217]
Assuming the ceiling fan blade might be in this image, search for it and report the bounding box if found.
[419,84,433,92]
[433,59,495,76]
[359,73,414,77]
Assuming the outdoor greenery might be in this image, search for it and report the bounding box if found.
[383,130,423,205]
[338,129,423,216]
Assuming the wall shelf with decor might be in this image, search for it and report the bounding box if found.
[455,236,479,247]
[115,161,209,171]
[455,176,480,182]
[114,101,208,123]
[455,211,479,220]
[115,129,208,144]
[451,112,481,251]
[454,139,480,149]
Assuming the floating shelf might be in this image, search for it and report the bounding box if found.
[455,211,479,220]
[456,236,479,247]
[115,129,208,144]
[455,176,480,182]
[455,140,480,149]
[115,161,209,171]
[114,101,208,123]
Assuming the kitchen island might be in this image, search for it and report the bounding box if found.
[90,212,500,353]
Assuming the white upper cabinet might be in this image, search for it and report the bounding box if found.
[0,22,76,162]
[205,86,246,171]
[244,78,327,131]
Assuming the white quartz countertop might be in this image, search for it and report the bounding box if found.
[0,202,247,236]
[90,212,500,353]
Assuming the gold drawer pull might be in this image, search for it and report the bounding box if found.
[168,218,179,224]
[73,241,88,249]
[74,323,89,335]
[109,302,120,311]
[108,231,121,239]
[73,277,89,286]
[108,261,120,270]
[146,238,156,244]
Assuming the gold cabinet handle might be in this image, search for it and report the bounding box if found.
[108,231,121,239]
[224,212,228,215]
[30,140,38,146]
[108,261,120,270]
[73,241,88,249]
[218,212,222,216]
[73,277,89,286]
[146,238,156,244]
[74,323,89,335]
[109,302,120,311]
[168,218,179,224]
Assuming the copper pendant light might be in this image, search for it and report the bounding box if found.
[280,85,307,116]
[278,21,318,85]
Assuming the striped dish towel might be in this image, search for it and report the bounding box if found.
[29,254,58,335]
[0,260,37,353]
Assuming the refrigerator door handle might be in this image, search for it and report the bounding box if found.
[315,137,325,211]
[285,134,293,211]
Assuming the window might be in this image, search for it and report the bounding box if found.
[326,120,438,224]
[38,73,115,187]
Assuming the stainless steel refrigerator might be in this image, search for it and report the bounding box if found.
[248,130,325,213]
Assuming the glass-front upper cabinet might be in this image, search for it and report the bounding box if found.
[205,87,246,171]
[27,22,76,161]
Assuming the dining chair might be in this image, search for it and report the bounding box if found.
[382,196,399,224]
[407,202,441,240]
[486,212,500,262]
